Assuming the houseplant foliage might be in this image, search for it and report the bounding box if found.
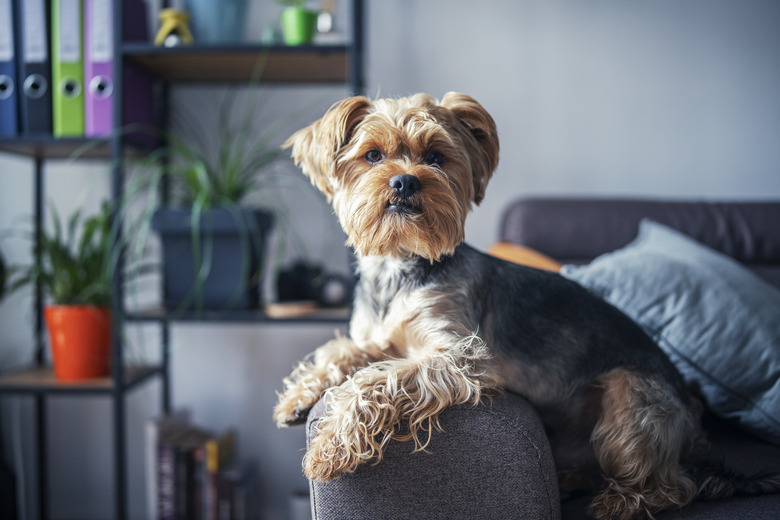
[145,89,286,311]
[10,202,115,381]
[15,203,114,307]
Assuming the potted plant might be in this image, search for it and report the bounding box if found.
[9,203,115,381]
[278,0,318,45]
[144,93,284,311]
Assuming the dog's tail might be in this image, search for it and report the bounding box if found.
[692,461,780,500]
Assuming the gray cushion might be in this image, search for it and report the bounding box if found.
[307,391,560,520]
[562,220,780,444]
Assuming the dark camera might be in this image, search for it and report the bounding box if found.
[277,261,352,308]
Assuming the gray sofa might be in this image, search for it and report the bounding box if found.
[306,198,780,519]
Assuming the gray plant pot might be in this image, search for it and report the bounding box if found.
[151,207,273,310]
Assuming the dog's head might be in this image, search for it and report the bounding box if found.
[284,92,499,261]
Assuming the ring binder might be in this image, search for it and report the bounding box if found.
[84,0,113,136]
[16,0,52,135]
[51,0,84,137]
[0,0,19,136]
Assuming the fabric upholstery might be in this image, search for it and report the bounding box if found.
[307,391,560,520]
[562,220,780,444]
[499,198,780,286]
[501,198,780,519]
[305,198,780,520]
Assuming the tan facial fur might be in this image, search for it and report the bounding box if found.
[284,92,499,261]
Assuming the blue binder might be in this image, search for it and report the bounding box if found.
[16,0,52,135]
[0,0,18,136]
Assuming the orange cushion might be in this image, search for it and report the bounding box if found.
[487,243,562,272]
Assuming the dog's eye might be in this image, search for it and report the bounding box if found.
[424,151,445,167]
[364,149,384,164]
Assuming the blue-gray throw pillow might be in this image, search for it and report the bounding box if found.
[561,220,780,444]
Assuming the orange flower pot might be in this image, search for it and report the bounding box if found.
[44,305,111,381]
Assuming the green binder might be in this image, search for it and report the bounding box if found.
[51,0,84,137]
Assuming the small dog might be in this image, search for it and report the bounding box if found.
[274,92,780,519]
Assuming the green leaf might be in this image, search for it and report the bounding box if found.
[9,202,115,306]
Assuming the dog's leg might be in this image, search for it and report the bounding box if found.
[274,335,383,427]
[304,333,497,481]
[589,369,697,520]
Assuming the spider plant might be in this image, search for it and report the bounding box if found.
[126,60,337,310]
[162,97,285,210]
[136,85,292,310]
[9,202,115,307]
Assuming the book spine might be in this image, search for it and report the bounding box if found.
[216,475,235,520]
[157,441,176,520]
[174,439,194,520]
[192,444,206,520]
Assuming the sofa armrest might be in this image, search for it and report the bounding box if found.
[306,391,561,520]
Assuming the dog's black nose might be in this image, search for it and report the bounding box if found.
[389,175,421,199]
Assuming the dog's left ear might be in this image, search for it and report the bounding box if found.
[440,92,500,205]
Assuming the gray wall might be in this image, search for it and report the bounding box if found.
[1,1,779,519]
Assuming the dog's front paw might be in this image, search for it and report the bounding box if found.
[273,389,316,427]
[302,386,398,481]
[304,428,363,481]
[277,405,312,426]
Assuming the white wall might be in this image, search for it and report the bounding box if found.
[2,1,780,519]
[367,0,780,249]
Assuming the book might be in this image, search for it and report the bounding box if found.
[216,461,258,520]
[154,421,238,520]
[146,410,191,520]
[173,427,214,520]
[158,427,184,520]
[204,430,237,520]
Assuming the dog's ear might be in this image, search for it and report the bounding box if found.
[440,92,499,205]
[283,96,372,201]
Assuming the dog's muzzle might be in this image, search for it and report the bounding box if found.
[388,174,422,214]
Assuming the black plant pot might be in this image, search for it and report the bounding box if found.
[151,207,273,310]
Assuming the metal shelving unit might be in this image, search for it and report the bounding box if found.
[0,1,364,518]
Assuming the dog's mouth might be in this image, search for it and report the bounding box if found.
[387,201,422,215]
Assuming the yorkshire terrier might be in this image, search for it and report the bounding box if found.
[273,92,780,519]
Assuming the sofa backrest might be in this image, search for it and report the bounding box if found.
[499,198,780,288]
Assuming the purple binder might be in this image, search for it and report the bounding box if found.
[84,0,156,141]
[84,0,112,137]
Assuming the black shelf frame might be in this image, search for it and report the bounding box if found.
[0,1,364,519]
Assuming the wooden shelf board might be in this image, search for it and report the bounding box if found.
[0,365,161,394]
[123,44,350,83]
[126,305,351,324]
[0,136,154,160]
[0,138,112,160]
